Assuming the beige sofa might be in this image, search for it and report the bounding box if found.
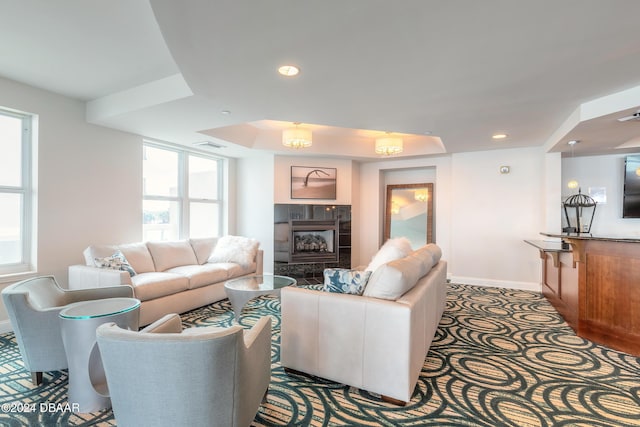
[280,243,446,405]
[68,237,263,325]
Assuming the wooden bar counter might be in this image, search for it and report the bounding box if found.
[527,234,640,357]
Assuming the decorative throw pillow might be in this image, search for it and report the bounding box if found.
[94,250,137,277]
[323,268,372,295]
[207,235,259,267]
[365,237,413,272]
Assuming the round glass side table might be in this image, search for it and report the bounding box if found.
[59,297,140,413]
[224,274,296,322]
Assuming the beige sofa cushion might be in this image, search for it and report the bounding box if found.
[131,272,189,301]
[363,254,423,300]
[190,237,218,265]
[167,264,230,290]
[147,240,198,272]
[365,237,413,272]
[424,243,442,263]
[226,262,257,279]
[118,242,156,273]
[408,245,436,277]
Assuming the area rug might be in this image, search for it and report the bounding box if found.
[0,282,639,426]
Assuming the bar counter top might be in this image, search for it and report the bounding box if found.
[540,232,640,243]
[524,239,568,252]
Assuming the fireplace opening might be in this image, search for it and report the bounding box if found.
[290,219,339,263]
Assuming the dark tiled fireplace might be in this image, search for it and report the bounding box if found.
[290,219,339,263]
[274,204,351,277]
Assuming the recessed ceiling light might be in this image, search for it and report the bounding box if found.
[567,140,579,145]
[492,133,508,140]
[278,65,300,77]
[221,110,231,115]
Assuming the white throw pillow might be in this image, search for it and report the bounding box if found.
[189,237,219,265]
[363,255,423,300]
[208,235,259,267]
[365,237,413,272]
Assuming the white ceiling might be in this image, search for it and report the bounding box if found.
[1,0,640,159]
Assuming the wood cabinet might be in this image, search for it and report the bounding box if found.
[539,248,578,328]
[529,236,640,357]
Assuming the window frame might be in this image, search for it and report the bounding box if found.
[142,141,223,241]
[0,108,33,275]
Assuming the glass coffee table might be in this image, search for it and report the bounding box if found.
[224,274,296,322]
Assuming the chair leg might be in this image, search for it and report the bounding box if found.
[262,388,269,404]
[31,371,43,386]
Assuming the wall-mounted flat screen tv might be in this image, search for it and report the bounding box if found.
[623,155,640,218]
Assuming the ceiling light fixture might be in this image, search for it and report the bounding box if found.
[282,123,312,149]
[492,133,508,140]
[278,65,299,77]
[375,133,403,155]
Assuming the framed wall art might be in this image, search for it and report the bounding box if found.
[290,166,337,200]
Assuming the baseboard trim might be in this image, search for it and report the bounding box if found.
[449,276,540,292]
[0,319,13,334]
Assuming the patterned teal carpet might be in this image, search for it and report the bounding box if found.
[1,282,639,426]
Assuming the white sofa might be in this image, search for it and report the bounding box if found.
[68,237,263,325]
[280,243,446,405]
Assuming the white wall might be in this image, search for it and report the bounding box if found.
[544,153,563,233]
[359,156,453,269]
[273,156,355,205]
[384,168,437,186]
[358,147,548,291]
[235,153,275,272]
[562,153,640,236]
[0,77,142,328]
[450,147,546,290]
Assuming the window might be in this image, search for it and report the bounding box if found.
[0,109,33,274]
[143,142,222,241]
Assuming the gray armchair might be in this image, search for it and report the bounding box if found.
[1,275,133,385]
[96,313,272,427]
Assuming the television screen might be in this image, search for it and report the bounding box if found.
[623,155,640,218]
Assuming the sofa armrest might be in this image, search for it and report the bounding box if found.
[68,264,132,290]
[239,315,271,421]
[243,315,271,350]
[255,249,264,275]
[141,313,183,334]
[65,285,134,304]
